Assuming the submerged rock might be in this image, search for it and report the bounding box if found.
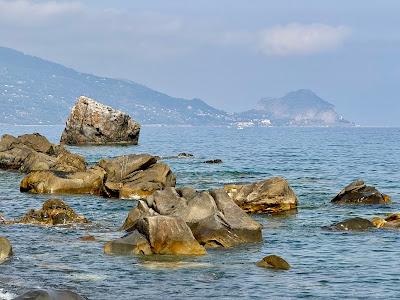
[0,237,13,261]
[13,289,87,300]
[224,177,298,214]
[203,159,223,164]
[60,96,140,145]
[177,153,194,158]
[79,235,96,242]
[16,199,89,226]
[117,187,262,253]
[99,154,176,199]
[0,133,86,173]
[328,217,374,231]
[256,255,290,270]
[331,180,391,204]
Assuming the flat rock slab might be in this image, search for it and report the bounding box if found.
[60,96,140,145]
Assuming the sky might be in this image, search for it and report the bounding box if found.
[0,0,399,126]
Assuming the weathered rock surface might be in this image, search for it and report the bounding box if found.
[331,180,391,204]
[372,213,400,229]
[256,255,291,270]
[16,199,89,226]
[119,187,262,251]
[13,289,87,300]
[328,217,374,231]
[20,167,106,195]
[0,133,86,173]
[60,96,140,145]
[0,237,13,261]
[99,154,176,199]
[224,177,298,214]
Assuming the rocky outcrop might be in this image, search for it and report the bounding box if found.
[224,177,298,214]
[15,199,89,226]
[256,255,291,270]
[0,237,13,262]
[118,187,262,252]
[60,96,140,145]
[20,154,175,199]
[0,133,86,173]
[13,289,87,300]
[327,217,374,231]
[98,154,176,199]
[331,180,391,204]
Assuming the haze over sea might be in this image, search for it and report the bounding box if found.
[1,125,399,299]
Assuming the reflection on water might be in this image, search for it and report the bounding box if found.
[0,125,400,299]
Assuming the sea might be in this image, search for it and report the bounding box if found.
[0,125,399,299]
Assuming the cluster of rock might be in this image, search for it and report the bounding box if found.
[60,96,140,145]
[225,177,298,213]
[105,187,263,256]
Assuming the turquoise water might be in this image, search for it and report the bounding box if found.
[0,125,399,299]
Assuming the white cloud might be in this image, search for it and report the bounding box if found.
[0,0,83,24]
[257,23,350,56]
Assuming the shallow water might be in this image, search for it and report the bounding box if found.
[0,125,399,299]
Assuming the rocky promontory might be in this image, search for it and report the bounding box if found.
[60,96,140,145]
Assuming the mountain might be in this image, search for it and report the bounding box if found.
[236,89,353,127]
[0,47,232,125]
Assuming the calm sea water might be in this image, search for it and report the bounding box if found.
[0,125,399,299]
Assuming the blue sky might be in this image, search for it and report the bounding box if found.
[0,0,399,126]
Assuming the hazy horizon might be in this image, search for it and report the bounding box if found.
[1,0,399,126]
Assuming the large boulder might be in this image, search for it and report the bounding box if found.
[13,289,87,300]
[0,133,86,173]
[224,177,298,213]
[0,237,13,261]
[120,187,262,250]
[16,199,89,226]
[331,180,391,204]
[60,96,140,145]
[98,154,176,199]
[20,167,106,195]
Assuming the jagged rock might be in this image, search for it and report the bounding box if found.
[331,180,391,204]
[20,167,106,195]
[99,154,176,199]
[120,187,262,250]
[0,133,86,173]
[224,177,298,213]
[328,217,374,231]
[60,96,140,145]
[13,289,87,300]
[0,237,13,262]
[16,199,89,226]
[256,255,291,270]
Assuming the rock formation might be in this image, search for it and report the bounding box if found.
[224,177,298,213]
[256,255,291,270]
[0,237,13,262]
[109,187,262,256]
[0,133,86,173]
[60,96,140,145]
[331,180,391,204]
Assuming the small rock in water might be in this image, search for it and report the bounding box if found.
[331,180,391,204]
[79,235,96,242]
[177,153,194,158]
[329,217,374,231]
[203,159,223,164]
[372,213,400,229]
[256,255,291,270]
[0,237,13,262]
[12,289,87,300]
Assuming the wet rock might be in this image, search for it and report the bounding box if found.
[20,167,106,195]
[104,231,152,256]
[13,289,87,300]
[203,159,223,164]
[372,213,400,229]
[99,154,176,199]
[79,235,96,242]
[331,180,391,204]
[224,177,298,214]
[329,217,374,231]
[121,187,262,250]
[177,153,194,158]
[256,255,290,270]
[0,133,86,173]
[0,237,13,261]
[60,96,140,145]
[16,199,89,226]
